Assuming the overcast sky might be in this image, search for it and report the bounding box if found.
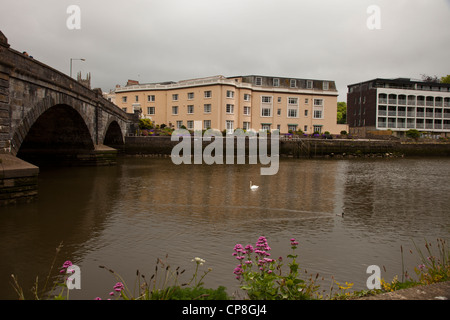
[1,0,449,101]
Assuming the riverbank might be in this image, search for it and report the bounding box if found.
[358,281,450,300]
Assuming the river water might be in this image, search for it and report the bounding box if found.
[0,156,449,299]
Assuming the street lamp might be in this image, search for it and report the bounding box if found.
[70,58,86,78]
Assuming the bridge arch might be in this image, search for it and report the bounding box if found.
[103,117,125,148]
[13,94,98,166]
[12,93,97,157]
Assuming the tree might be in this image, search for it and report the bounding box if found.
[406,129,421,140]
[421,74,440,83]
[441,75,450,84]
[139,118,153,130]
[337,102,347,124]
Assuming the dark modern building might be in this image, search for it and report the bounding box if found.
[347,78,450,137]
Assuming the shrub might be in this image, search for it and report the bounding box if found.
[406,129,421,140]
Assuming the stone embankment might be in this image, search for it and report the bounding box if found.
[123,136,450,158]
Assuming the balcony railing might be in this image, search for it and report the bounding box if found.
[398,99,406,105]
[416,122,424,129]
[378,110,387,116]
[388,111,396,116]
[417,100,425,106]
[416,112,424,117]
[378,122,387,128]
[398,111,406,117]
[379,98,387,104]
[407,112,415,117]
[444,113,450,119]
[389,99,397,104]
[426,112,434,118]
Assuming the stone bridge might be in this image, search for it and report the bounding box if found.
[0,31,138,205]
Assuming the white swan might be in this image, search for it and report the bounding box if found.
[250,181,259,191]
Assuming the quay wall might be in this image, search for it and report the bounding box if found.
[123,136,450,158]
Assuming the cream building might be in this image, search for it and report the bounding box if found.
[114,75,347,134]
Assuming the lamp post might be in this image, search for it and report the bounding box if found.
[70,58,85,78]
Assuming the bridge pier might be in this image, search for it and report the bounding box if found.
[0,154,39,206]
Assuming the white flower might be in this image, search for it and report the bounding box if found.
[192,257,206,265]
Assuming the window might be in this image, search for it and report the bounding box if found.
[288,109,297,117]
[226,120,234,133]
[261,124,271,131]
[255,77,262,86]
[243,106,251,115]
[287,97,298,118]
[290,79,297,88]
[305,98,309,104]
[122,96,127,103]
[277,109,281,116]
[262,108,271,117]
[204,91,212,98]
[314,99,323,106]
[313,99,324,119]
[226,104,234,114]
[172,106,178,115]
[187,120,194,130]
[147,95,155,102]
[261,96,273,117]
[226,90,235,98]
[135,95,139,102]
[147,107,155,115]
[307,80,313,89]
[277,97,282,103]
[204,120,211,129]
[261,96,272,103]
[273,78,279,87]
[204,104,211,113]
[172,94,178,101]
[288,97,298,105]
[304,109,308,116]
[122,107,127,112]
[244,93,251,101]
[323,82,329,90]
[313,125,322,134]
[176,121,183,129]
[288,125,297,132]
[187,92,194,100]
[187,105,194,114]
[243,122,250,130]
[304,125,308,132]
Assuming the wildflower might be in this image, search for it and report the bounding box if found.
[418,264,426,270]
[192,257,205,265]
[60,260,73,273]
[95,297,102,300]
[113,282,124,292]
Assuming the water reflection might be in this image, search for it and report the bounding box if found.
[0,157,449,299]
